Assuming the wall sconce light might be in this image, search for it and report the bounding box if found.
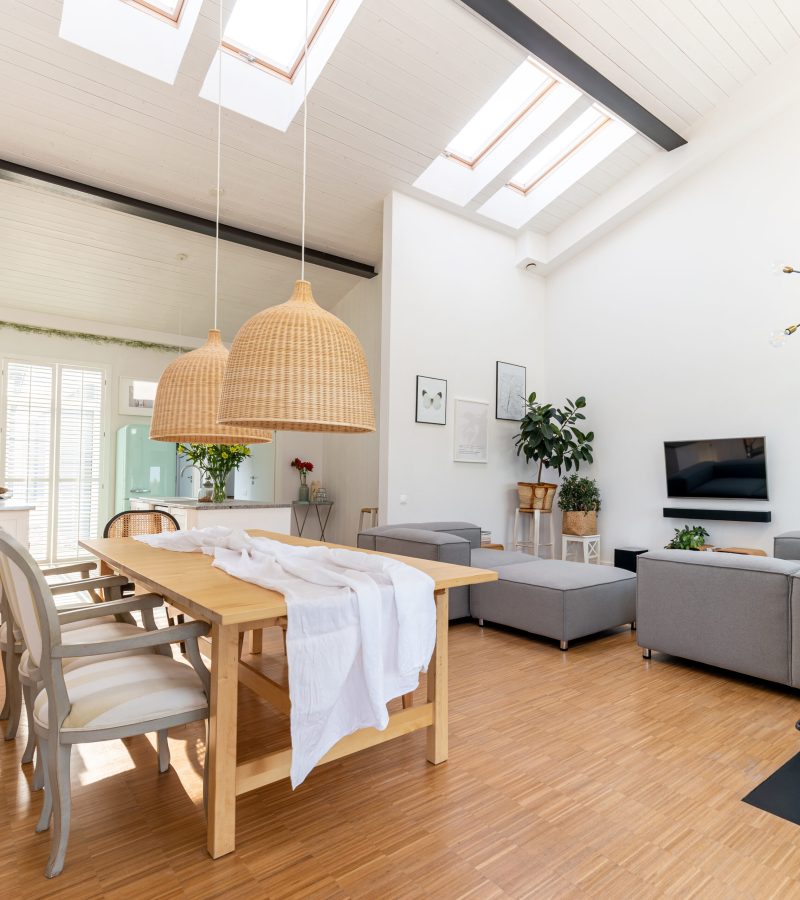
[770,264,800,347]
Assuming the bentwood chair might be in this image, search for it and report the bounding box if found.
[103,509,180,538]
[0,530,210,878]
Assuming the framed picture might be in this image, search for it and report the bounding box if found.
[496,361,526,421]
[454,398,489,463]
[415,375,447,425]
[119,377,158,416]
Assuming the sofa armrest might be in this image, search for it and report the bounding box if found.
[775,531,800,561]
[359,527,470,566]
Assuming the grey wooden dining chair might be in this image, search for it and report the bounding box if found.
[0,530,211,878]
[1,567,133,742]
[1,560,99,723]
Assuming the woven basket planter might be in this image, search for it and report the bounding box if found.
[517,482,557,512]
[561,510,598,536]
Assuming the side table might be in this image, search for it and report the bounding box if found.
[562,534,600,564]
[292,501,334,541]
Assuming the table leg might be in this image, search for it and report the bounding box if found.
[207,622,240,858]
[426,588,449,765]
[533,510,540,557]
[249,628,263,654]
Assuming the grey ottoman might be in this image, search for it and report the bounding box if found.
[469,560,637,650]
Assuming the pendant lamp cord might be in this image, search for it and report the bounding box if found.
[301,0,309,282]
[213,0,223,330]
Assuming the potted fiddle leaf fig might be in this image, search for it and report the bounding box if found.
[514,392,594,511]
[558,475,601,535]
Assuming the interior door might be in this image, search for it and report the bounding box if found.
[234,442,276,502]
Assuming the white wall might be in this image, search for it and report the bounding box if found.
[0,325,179,527]
[545,110,800,558]
[322,276,381,546]
[381,193,547,546]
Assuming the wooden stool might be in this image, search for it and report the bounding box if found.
[562,534,600,564]
[512,508,553,557]
[358,507,379,532]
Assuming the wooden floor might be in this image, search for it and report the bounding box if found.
[4,622,800,899]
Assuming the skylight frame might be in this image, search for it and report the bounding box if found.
[221,0,336,84]
[446,79,559,171]
[120,0,187,27]
[507,111,612,196]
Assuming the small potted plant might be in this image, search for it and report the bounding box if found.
[514,392,594,511]
[291,457,314,502]
[665,525,710,550]
[178,443,251,503]
[558,475,601,535]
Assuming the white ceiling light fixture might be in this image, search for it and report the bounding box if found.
[150,0,272,446]
[218,1,375,434]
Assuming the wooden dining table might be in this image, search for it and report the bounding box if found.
[79,530,498,859]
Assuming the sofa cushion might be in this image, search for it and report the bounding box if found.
[470,548,534,569]
[493,559,635,589]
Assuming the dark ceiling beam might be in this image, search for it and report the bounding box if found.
[458,0,687,152]
[0,158,377,279]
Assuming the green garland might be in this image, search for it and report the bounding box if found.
[0,320,190,354]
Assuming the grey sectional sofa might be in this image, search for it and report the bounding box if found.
[358,521,637,648]
[637,549,800,687]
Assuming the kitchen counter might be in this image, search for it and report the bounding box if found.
[131,497,291,510]
[128,496,292,535]
[0,501,35,511]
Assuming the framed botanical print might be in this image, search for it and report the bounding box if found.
[415,375,447,425]
[453,398,489,463]
[496,361,526,421]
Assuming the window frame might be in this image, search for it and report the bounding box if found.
[120,0,187,27]
[445,76,559,171]
[221,0,337,84]
[0,356,109,564]
[507,114,611,196]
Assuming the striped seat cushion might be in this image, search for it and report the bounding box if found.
[19,621,150,680]
[34,654,207,732]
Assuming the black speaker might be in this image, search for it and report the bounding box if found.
[614,547,648,573]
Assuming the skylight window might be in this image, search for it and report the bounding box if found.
[60,0,201,83]
[445,60,554,168]
[507,107,609,194]
[200,0,364,132]
[477,107,635,229]
[223,0,334,82]
[413,57,581,207]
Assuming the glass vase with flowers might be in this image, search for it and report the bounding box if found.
[291,457,314,502]
[178,443,252,503]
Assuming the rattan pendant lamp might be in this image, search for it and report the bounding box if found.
[217,2,375,434]
[150,4,272,446]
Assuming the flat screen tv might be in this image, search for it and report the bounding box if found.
[664,437,768,500]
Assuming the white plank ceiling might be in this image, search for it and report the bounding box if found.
[0,179,362,341]
[0,0,797,332]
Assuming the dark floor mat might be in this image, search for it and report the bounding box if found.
[743,752,800,825]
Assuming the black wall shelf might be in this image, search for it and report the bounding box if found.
[663,508,771,523]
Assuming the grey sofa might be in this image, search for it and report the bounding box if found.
[637,549,800,687]
[775,531,800,561]
[358,521,637,648]
[357,521,486,618]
